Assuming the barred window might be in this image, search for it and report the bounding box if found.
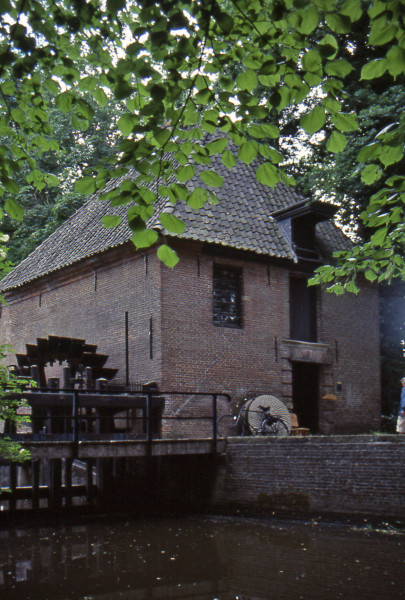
[213,265,242,328]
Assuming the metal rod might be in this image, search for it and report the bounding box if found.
[125,311,129,387]
[31,460,40,510]
[149,316,153,360]
[64,458,73,507]
[86,459,94,504]
[212,394,218,454]
[9,463,17,511]
[146,391,152,456]
[72,390,79,455]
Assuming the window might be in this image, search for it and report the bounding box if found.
[289,276,317,342]
[213,265,242,328]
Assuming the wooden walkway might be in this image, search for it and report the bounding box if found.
[17,437,227,459]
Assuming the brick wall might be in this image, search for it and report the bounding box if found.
[159,242,289,436]
[0,240,381,434]
[211,435,405,518]
[318,285,381,432]
[159,241,381,434]
[0,245,163,385]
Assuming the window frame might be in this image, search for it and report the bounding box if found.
[213,264,243,329]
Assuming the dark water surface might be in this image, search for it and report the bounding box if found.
[0,514,404,600]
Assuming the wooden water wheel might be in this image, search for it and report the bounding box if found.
[15,335,118,387]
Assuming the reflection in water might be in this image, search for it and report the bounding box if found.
[0,515,404,600]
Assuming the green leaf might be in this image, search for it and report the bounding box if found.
[75,99,94,121]
[177,164,195,182]
[326,13,351,33]
[318,34,338,59]
[4,197,24,221]
[302,49,322,73]
[386,46,405,79]
[184,108,199,126]
[248,123,279,139]
[369,19,397,46]
[206,137,228,155]
[341,0,363,21]
[326,131,347,153]
[216,11,234,34]
[300,105,326,135]
[357,142,380,163]
[56,91,75,113]
[361,164,383,184]
[154,129,171,147]
[313,0,337,8]
[345,281,360,294]
[26,170,45,190]
[101,215,122,228]
[79,76,97,92]
[238,141,258,165]
[117,113,137,136]
[93,87,108,107]
[10,108,25,124]
[74,176,96,195]
[107,0,126,12]
[370,227,388,246]
[322,97,341,114]
[160,212,186,234]
[114,79,133,100]
[222,149,236,170]
[360,59,387,80]
[131,229,159,249]
[200,170,224,187]
[256,162,278,187]
[194,88,211,105]
[157,244,179,268]
[364,269,378,282]
[150,84,166,101]
[332,112,359,132]
[45,79,60,94]
[325,59,354,78]
[379,145,404,167]
[297,5,318,34]
[236,69,258,92]
[2,177,20,194]
[44,173,59,187]
[259,145,284,163]
[187,188,208,209]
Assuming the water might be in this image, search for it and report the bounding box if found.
[0,515,404,600]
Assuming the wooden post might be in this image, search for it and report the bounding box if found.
[31,460,40,510]
[86,459,94,504]
[62,366,71,390]
[9,462,17,511]
[49,459,62,508]
[30,365,40,386]
[85,366,93,390]
[64,458,73,507]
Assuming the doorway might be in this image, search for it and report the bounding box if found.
[292,362,319,433]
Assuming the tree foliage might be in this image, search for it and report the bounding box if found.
[1,86,122,263]
[0,347,31,462]
[0,218,31,462]
[0,0,404,285]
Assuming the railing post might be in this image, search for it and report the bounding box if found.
[146,391,152,456]
[72,390,79,456]
[212,394,218,454]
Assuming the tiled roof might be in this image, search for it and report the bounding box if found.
[0,139,349,292]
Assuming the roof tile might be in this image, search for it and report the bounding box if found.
[0,138,349,291]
